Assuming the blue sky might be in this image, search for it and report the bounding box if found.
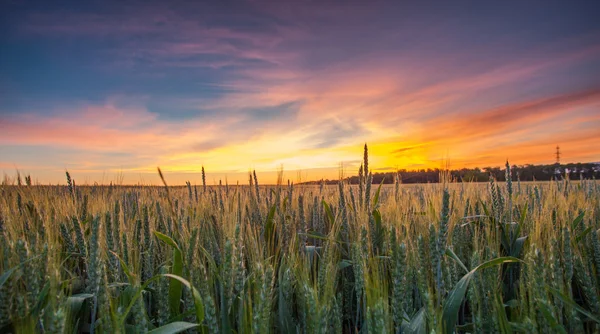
[1,0,600,184]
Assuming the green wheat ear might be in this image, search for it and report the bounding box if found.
[1,143,598,334]
[202,165,206,192]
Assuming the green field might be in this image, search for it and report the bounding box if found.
[1,148,599,333]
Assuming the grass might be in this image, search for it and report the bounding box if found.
[0,144,599,333]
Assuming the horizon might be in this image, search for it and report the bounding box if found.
[4,158,598,186]
[1,1,600,184]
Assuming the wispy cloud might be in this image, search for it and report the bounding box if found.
[1,1,600,183]
[420,88,600,142]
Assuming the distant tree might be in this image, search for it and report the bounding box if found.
[300,162,600,185]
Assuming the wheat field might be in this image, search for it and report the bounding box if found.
[1,146,599,333]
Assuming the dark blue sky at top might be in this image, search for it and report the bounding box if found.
[1,0,599,120]
[1,0,600,185]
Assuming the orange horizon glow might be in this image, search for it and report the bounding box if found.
[1,2,599,185]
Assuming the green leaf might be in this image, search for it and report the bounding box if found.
[512,236,528,258]
[372,178,384,209]
[509,321,533,332]
[32,281,51,316]
[537,299,567,334]
[67,293,94,309]
[264,204,279,258]
[322,200,335,226]
[0,267,16,289]
[304,245,322,260]
[298,231,328,241]
[493,292,511,334]
[162,274,205,325]
[154,231,181,251]
[372,209,382,226]
[372,209,384,249]
[121,274,204,328]
[442,257,522,334]
[277,267,294,333]
[576,226,592,243]
[571,211,585,231]
[121,280,156,326]
[264,204,277,240]
[170,252,184,317]
[148,321,199,334]
[69,293,94,299]
[548,287,600,324]
[111,250,135,284]
[519,203,528,225]
[282,196,289,212]
[480,200,489,215]
[445,248,468,274]
[0,254,44,289]
[195,245,219,281]
[66,293,94,333]
[456,323,474,332]
[338,259,352,270]
[154,231,184,319]
[266,203,277,225]
[166,309,196,324]
[404,307,426,334]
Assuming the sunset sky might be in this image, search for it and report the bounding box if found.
[1,1,600,185]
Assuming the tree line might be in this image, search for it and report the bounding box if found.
[301,162,600,185]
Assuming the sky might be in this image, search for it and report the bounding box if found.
[1,0,600,185]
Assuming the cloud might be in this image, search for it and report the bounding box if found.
[301,118,370,149]
[2,1,600,183]
[393,145,424,154]
[420,88,600,143]
[243,99,304,123]
[191,140,225,152]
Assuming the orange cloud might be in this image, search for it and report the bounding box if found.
[3,4,600,184]
[419,88,600,142]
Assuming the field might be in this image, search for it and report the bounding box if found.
[1,149,599,333]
